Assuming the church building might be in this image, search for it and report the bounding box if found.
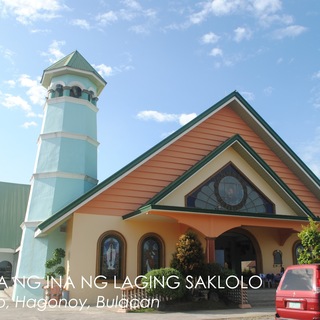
[12,51,320,304]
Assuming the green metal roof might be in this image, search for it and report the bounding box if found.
[0,182,30,249]
[41,50,107,94]
[36,91,320,234]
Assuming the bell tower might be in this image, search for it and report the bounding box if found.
[13,51,107,300]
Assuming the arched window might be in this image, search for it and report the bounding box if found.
[54,84,63,97]
[186,163,274,214]
[0,261,12,280]
[273,250,283,267]
[97,231,126,280]
[70,86,82,98]
[293,241,303,264]
[88,90,94,102]
[139,234,164,275]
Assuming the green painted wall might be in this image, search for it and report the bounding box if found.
[0,182,30,249]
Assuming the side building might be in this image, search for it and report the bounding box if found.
[0,181,30,287]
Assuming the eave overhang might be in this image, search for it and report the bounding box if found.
[123,204,315,244]
[41,66,106,96]
[123,203,314,223]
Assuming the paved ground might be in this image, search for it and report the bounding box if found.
[0,288,276,320]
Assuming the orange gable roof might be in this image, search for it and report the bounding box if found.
[79,97,320,216]
[36,92,320,235]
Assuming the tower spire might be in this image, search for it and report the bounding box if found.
[13,51,106,301]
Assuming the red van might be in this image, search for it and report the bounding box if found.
[275,264,320,320]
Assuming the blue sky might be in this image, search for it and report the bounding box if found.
[0,0,319,185]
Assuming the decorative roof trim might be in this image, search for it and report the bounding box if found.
[39,132,99,147]
[32,172,98,185]
[35,91,320,235]
[122,204,316,222]
[20,221,42,230]
[46,96,99,113]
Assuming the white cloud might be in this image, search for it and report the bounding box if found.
[273,25,307,39]
[0,74,45,119]
[201,32,220,44]
[209,0,244,15]
[122,0,142,11]
[189,0,245,24]
[93,64,113,77]
[18,74,46,106]
[0,0,67,24]
[188,0,290,27]
[130,25,149,34]
[136,110,197,126]
[22,121,37,129]
[179,113,197,125]
[30,29,51,34]
[0,46,15,64]
[234,27,252,42]
[1,93,32,112]
[71,19,91,30]
[18,74,36,88]
[240,91,255,101]
[96,2,157,34]
[250,0,282,16]
[137,110,177,122]
[4,80,16,88]
[209,48,223,57]
[312,71,320,80]
[263,86,274,96]
[277,57,283,64]
[41,40,65,63]
[96,11,118,25]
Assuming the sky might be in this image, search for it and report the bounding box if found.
[0,0,320,185]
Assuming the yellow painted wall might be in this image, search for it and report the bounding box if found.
[66,213,181,304]
[243,227,299,274]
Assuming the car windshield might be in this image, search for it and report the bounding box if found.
[280,268,314,291]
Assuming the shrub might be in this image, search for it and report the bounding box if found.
[143,268,186,301]
[45,248,66,279]
[298,217,320,264]
[170,231,205,278]
[203,263,238,296]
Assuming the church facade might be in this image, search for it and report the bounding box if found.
[13,51,320,304]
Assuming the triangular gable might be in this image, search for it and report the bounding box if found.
[35,91,320,235]
[123,135,316,220]
[186,163,275,213]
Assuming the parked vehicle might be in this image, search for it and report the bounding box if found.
[275,264,320,320]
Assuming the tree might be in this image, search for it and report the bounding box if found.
[297,218,320,264]
[170,231,205,278]
[45,248,66,279]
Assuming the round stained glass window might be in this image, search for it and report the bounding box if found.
[214,175,247,210]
